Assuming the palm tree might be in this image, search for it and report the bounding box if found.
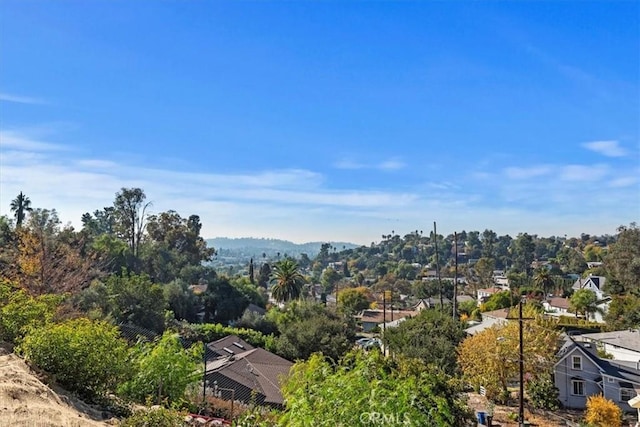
[270,259,305,303]
[10,191,33,227]
[534,268,555,297]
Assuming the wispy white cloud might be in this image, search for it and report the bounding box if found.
[378,158,405,171]
[504,165,552,179]
[609,176,638,188]
[333,157,405,171]
[0,130,66,151]
[333,159,365,170]
[582,140,627,157]
[0,93,46,105]
[1,128,636,244]
[560,164,609,181]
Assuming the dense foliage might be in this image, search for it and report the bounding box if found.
[119,332,202,405]
[384,309,466,375]
[20,318,129,399]
[280,350,473,426]
[457,305,560,403]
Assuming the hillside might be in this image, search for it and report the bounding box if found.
[206,237,359,260]
[0,343,112,427]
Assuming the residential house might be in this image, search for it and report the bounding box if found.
[464,308,511,336]
[477,287,504,306]
[554,336,640,412]
[572,275,607,300]
[355,309,417,332]
[413,297,451,311]
[204,335,293,408]
[543,297,571,317]
[579,330,640,362]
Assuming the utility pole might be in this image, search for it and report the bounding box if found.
[519,299,525,427]
[433,221,443,307]
[453,231,458,320]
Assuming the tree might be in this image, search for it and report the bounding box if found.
[270,301,354,361]
[534,268,555,296]
[279,350,473,426]
[384,309,466,375]
[102,271,167,333]
[142,211,214,283]
[20,318,129,399]
[511,233,535,275]
[202,276,250,324]
[337,287,371,315]
[15,209,95,294]
[113,188,151,261]
[270,259,305,303]
[119,332,202,405]
[482,291,514,312]
[604,294,640,329]
[10,191,33,227]
[458,307,559,403]
[481,229,498,259]
[585,394,622,427]
[249,258,255,284]
[320,266,341,293]
[257,262,271,288]
[605,223,640,295]
[569,288,598,319]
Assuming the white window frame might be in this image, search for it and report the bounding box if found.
[620,388,637,402]
[571,380,585,396]
[572,355,582,370]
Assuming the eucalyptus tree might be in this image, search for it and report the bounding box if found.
[113,187,151,260]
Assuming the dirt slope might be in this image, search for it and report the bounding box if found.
[0,344,113,427]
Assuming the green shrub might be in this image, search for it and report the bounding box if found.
[121,407,186,427]
[119,332,202,405]
[20,318,128,398]
[0,280,61,343]
[180,322,277,352]
[526,374,560,410]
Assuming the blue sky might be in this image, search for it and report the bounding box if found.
[1,1,638,244]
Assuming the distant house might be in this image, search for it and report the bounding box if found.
[477,287,503,306]
[572,275,607,300]
[204,335,293,408]
[554,336,640,412]
[355,309,417,332]
[413,297,451,311]
[579,330,640,362]
[464,308,511,336]
[543,297,571,317]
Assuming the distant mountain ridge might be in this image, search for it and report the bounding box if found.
[206,237,359,259]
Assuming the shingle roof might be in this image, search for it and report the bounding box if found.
[205,336,292,407]
[207,335,255,358]
[556,337,640,386]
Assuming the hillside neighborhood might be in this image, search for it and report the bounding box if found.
[0,188,638,426]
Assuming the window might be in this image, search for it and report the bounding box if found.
[620,388,637,402]
[607,377,615,383]
[572,380,585,396]
[572,356,582,370]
